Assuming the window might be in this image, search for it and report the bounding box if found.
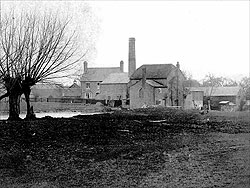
[139,88,144,98]
[86,82,90,89]
[85,92,92,99]
[156,100,161,105]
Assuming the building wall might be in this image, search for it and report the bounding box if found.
[154,87,169,106]
[98,83,128,101]
[129,68,185,109]
[81,81,101,99]
[130,80,154,109]
[130,82,173,109]
[156,70,185,107]
[184,91,203,109]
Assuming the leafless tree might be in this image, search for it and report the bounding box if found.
[0,12,84,120]
[182,70,200,87]
[238,77,250,110]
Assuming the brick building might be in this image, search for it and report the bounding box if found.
[98,72,129,102]
[129,62,185,109]
[79,37,186,109]
[80,61,124,99]
[80,38,136,104]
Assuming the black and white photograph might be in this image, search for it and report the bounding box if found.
[0,0,249,187]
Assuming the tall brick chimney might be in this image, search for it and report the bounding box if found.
[120,60,124,72]
[84,61,88,73]
[128,37,136,77]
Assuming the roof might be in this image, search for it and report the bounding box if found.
[219,101,236,106]
[146,80,166,88]
[219,101,230,104]
[63,88,81,97]
[101,73,129,84]
[32,83,63,90]
[130,64,176,80]
[31,83,63,98]
[188,86,241,96]
[81,67,122,82]
[69,83,80,88]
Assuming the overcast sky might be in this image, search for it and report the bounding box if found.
[90,1,249,82]
[1,1,249,83]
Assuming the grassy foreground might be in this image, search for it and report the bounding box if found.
[0,107,249,187]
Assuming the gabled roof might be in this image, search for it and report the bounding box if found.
[146,80,166,88]
[130,64,176,80]
[189,86,241,96]
[81,67,122,82]
[69,83,80,88]
[101,73,129,84]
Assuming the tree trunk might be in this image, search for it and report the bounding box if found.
[208,99,211,111]
[8,93,21,121]
[24,87,36,120]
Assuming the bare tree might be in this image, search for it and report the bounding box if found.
[182,70,200,87]
[0,12,84,120]
[238,77,250,110]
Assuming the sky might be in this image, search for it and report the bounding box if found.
[1,1,250,83]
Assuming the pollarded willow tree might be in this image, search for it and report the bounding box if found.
[0,12,84,120]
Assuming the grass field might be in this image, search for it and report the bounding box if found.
[206,110,250,120]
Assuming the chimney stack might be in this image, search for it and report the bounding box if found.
[84,61,88,73]
[176,62,180,69]
[142,67,146,89]
[120,60,124,72]
[128,37,136,77]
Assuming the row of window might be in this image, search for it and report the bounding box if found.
[86,82,100,90]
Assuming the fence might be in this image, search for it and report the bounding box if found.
[28,98,106,105]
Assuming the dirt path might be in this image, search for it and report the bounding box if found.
[138,132,250,188]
